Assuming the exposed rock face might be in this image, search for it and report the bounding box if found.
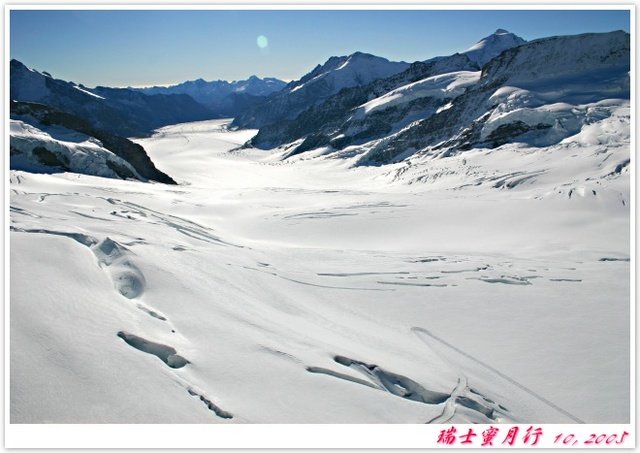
[10,101,176,184]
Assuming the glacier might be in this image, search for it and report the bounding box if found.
[10,113,629,423]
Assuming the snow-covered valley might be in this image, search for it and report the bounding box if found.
[10,117,630,424]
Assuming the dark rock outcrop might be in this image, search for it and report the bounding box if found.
[11,100,176,184]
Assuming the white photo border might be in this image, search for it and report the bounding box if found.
[3,1,636,449]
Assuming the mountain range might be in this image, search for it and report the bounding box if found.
[232,29,526,133]
[232,52,411,129]
[10,59,213,138]
[134,75,287,117]
[9,28,630,180]
[244,29,630,166]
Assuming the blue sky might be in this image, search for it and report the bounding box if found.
[10,9,630,87]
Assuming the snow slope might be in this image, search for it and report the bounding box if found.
[481,31,629,88]
[10,118,629,425]
[355,71,481,117]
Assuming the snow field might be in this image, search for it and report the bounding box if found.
[9,118,630,424]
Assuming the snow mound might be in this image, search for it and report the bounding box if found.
[564,102,630,147]
[480,100,620,147]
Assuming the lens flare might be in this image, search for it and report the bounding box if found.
[256,35,268,49]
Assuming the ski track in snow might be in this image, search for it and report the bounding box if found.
[412,327,585,423]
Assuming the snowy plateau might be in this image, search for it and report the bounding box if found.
[9,29,631,425]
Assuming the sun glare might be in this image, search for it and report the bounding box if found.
[256,35,268,49]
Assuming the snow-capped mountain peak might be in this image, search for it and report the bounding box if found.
[463,29,527,66]
[232,51,410,129]
[288,52,409,94]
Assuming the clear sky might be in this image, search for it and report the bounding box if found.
[10,9,630,88]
